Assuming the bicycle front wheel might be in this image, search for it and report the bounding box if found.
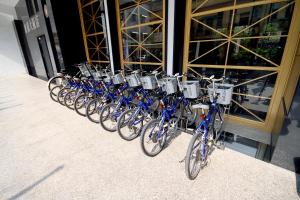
[48,76,63,91]
[74,94,93,116]
[86,98,105,123]
[99,103,118,132]
[140,119,166,157]
[57,88,70,106]
[117,109,143,141]
[50,85,61,102]
[185,133,203,180]
[64,90,77,110]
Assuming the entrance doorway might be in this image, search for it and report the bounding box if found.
[37,35,54,79]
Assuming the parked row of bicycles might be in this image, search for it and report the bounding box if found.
[48,63,234,180]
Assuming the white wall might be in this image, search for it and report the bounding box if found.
[0,13,26,75]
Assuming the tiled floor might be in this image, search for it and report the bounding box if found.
[0,75,299,200]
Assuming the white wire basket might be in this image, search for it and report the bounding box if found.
[140,75,158,90]
[126,74,141,87]
[91,71,102,81]
[112,73,125,85]
[182,81,200,99]
[78,65,91,77]
[208,83,234,105]
[159,77,177,95]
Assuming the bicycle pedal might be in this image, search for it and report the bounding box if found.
[215,141,225,150]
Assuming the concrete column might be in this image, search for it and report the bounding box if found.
[167,0,175,75]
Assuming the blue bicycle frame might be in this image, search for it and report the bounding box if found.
[194,98,223,161]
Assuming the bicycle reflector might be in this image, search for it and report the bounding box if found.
[199,114,206,120]
[159,100,164,110]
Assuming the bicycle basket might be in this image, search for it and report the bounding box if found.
[112,73,124,85]
[208,83,233,105]
[161,77,177,95]
[78,65,91,77]
[126,74,141,87]
[103,76,111,83]
[140,75,158,90]
[182,81,200,99]
[91,71,102,81]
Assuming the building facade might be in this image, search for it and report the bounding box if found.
[13,0,300,171]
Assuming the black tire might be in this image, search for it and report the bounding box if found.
[74,94,93,116]
[64,90,77,110]
[99,103,118,132]
[48,76,63,91]
[117,109,143,141]
[185,133,203,180]
[183,103,198,126]
[211,105,224,138]
[50,85,61,102]
[140,119,166,157]
[57,88,70,106]
[86,98,105,123]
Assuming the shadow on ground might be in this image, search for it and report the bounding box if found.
[7,165,64,200]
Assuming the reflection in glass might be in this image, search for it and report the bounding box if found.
[191,11,232,40]
[189,41,227,65]
[121,7,138,27]
[232,2,294,37]
[192,0,234,13]
[228,38,287,67]
[230,95,270,121]
[140,24,162,44]
[82,1,105,34]
[225,69,277,98]
[123,46,140,62]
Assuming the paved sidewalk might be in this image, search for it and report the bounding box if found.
[0,75,299,200]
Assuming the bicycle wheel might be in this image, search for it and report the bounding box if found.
[64,90,77,110]
[140,119,166,157]
[185,133,203,180]
[48,76,63,91]
[74,93,93,116]
[99,103,118,132]
[183,103,198,126]
[117,109,143,141]
[50,85,61,102]
[212,105,225,138]
[86,98,105,123]
[57,88,70,106]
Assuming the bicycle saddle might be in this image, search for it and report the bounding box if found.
[65,75,72,79]
[57,73,64,76]
[81,77,88,81]
[192,103,209,110]
[74,77,80,81]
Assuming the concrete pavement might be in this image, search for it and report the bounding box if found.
[0,75,299,200]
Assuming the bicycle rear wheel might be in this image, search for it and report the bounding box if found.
[212,105,225,138]
[48,76,64,91]
[140,119,166,157]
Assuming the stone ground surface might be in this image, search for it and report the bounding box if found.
[0,75,299,200]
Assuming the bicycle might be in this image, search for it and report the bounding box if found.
[99,70,142,132]
[140,73,198,157]
[185,75,233,180]
[116,72,161,141]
